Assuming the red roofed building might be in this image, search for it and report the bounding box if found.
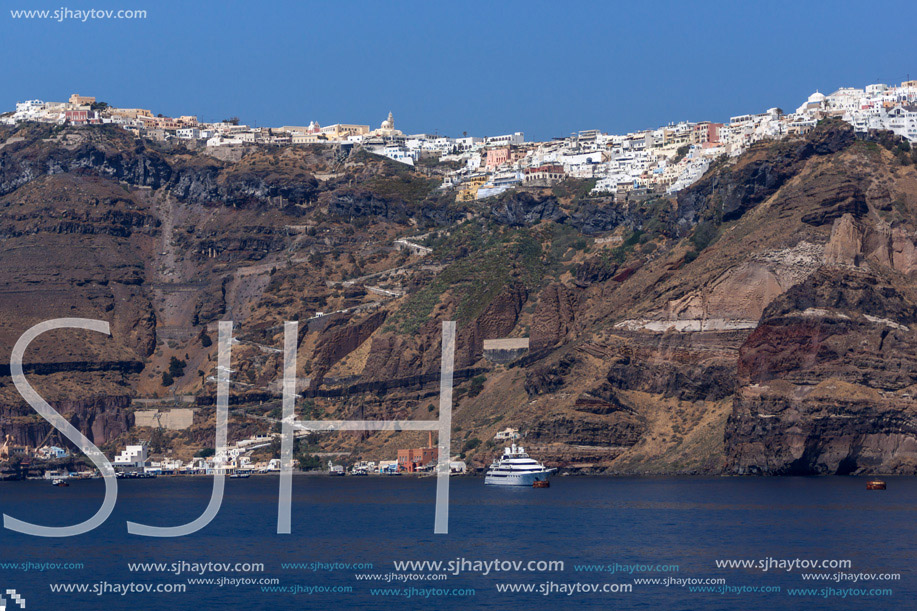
[524,164,565,186]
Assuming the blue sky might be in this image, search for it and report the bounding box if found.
[2,0,916,141]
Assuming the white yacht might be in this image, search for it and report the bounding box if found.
[484,444,554,486]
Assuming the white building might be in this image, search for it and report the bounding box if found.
[454,136,484,151]
[377,145,417,165]
[176,127,201,139]
[667,156,711,194]
[825,87,866,113]
[885,105,917,140]
[796,91,827,115]
[12,99,46,122]
[494,427,519,441]
[207,136,244,147]
[114,444,148,468]
[485,132,524,146]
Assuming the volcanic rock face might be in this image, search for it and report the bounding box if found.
[325,189,405,222]
[726,385,917,475]
[471,282,527,342]
[574,256,618,287]
[725,268,917,474]
[0,129,321,209]
[825,213,917,274]
[3,120,917,475]
[525,353,578,397]
[605,332,738,403]
[310,311,388,384]
[530,283,576,349]
[0,395,132,446]
[489,192,566,226]
[798,180,868,226]
[360,282,527,383]
[0,126,402,449]
[676,121,856,226]
[568,203,624,234]
[0,170,157,440]
[527,410,644,447]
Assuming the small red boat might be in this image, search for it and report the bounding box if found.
[533,480,550,488]
[866,481,886,491]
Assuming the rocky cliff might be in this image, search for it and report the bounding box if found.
[2,120,917,475]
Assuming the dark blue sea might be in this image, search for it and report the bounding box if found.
[0,475,912,610]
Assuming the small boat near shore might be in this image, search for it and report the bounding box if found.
[115,471,156,479]
[51,478,69,487]
[867,480,886,490]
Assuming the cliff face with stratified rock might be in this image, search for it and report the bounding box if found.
[725,262,917,474]
[2,119,917,475]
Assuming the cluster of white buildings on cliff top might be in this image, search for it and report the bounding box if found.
[4,80,917,200]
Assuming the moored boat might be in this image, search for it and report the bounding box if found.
[484,444,554,486]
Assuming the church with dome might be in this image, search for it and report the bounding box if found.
[795,91,827,115]
[372,111,403,138]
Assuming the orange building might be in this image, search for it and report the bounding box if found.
[397,445,438,472]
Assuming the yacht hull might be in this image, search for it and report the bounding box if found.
[484,470,551,486]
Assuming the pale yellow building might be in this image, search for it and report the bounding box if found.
[292,133,327,144]
[457,174,488,202]
[320,124,370,140]
[372,112,403,138]
[69,93,96,106]
[108,108,153,119]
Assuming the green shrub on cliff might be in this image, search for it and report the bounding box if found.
[387,224,546,334]
[297,454,322,471]
[168,356,187,378]
[690,221,719,251]
[468,375,487,397]
[462,437,482,453]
